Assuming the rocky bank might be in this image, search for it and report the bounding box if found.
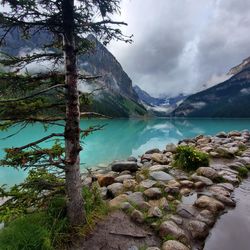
[82,130,250,250]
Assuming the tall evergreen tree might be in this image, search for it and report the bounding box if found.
[0,0,130,227]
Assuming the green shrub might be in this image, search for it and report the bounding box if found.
[173,145,209,171]
[238,167,248,178]
[0,213,53,250]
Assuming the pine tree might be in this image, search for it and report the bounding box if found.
[0,0,131,227]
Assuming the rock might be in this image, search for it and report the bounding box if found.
[149,165,170,172]
[151,153,169,164]
[217,183,234,192]
[162,240,189,250]
[139,179,157,189]
[148,206,163,218]
[127,156,137,162]
[115,174,133,183]
[195,195,225,213]
[209,185,230,197]
[177,204,198,218]
[216,131,227,138]
[194,181,205,189]
[168,180,181,188]
[141,154,152,161]
[218,171,239,185]
[146,247,160,250]
[212,193,236,207]
[120,170,132,175]
[144,187,162,199]
[131,209,144,223]
[197,137,211,144]
[97,175,115,187]
[123,179,137,189]
[111,161,139,172]
[170,215,183,225]
[196,167,219,180]
[150,171,173,182]
[109,194,128,207]
[188,220,209,239]
[128,246,138,250]
[166,143,177,153]
[159,197,169,211]
[216,147,234,158]
[127,192,150,210]
[180,180,194,188]
[100,187,108,199]
[145,148,161,154]
[120,202,133,211]
[196,209,215,226]
[191,174,213,186]
[82,177,92,187]
[159,221,188,244]
[107,183,124,197]
[200,146,213,153]
[228,131,241,137]
[167,195,175,201]
[180,188,191,196]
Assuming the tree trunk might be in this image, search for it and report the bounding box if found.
[62,0,85,227]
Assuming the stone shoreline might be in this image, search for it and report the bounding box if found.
[83,130,250,250]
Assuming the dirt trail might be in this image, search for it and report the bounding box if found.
[73,211,161,250]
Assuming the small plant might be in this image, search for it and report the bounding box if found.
[173,146,209,171]
[238,167,248,178]
[163,234,176,241]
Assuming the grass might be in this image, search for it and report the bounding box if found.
[173,145,209,171]
[80,184,110,236]
[0,184,111,249]
[0,195,69,250]
[163,234,176,241]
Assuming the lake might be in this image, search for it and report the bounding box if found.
[1,118,250,186]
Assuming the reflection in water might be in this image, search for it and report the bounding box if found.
[1,118,250,186]
[204,177,250,250]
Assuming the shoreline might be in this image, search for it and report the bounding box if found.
[82,129,250,250]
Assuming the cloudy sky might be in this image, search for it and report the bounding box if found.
[108,0,250,97]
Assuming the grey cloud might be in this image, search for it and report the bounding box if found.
[108,0,250,97]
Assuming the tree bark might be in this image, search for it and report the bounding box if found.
[62,0,85,227]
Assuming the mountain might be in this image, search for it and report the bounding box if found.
[172,57,250,117]
[0,30,147,118]
[78,35,147,117]
[134,85,187,116]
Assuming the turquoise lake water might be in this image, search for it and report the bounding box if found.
[1,118,250,186]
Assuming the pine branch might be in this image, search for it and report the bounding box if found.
[13,133,64,151]
[80,112,111,119]
[0,84,65,103]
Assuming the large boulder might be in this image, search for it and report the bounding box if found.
[150,171,174,182]
[196,167,219,180]
[111,161,139,172]
[195,195,225,213]
[109,194,128,207]
[107,183,124,197]
[151,153,169,164]
[114,174,133,183]
[159,221,189,244]
[165,143,177,153]
[187,220,209,239]
[97,175,115,187]
[162,240,189,250]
